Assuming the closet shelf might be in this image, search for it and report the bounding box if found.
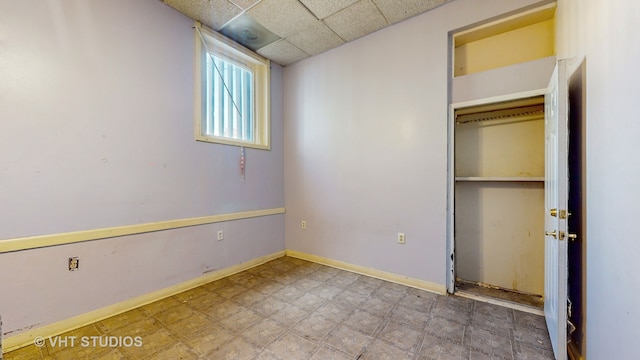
[455,176,545,182]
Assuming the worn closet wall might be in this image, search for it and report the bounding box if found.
[0,0,284,338]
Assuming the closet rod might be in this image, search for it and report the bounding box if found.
[455,105,544,125]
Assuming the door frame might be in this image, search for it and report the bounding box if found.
[445,88,548,295]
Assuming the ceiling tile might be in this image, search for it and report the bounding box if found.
[373,0,448,24]
[229,0,261,10]
[287,20,345,56]
[163,0,242,30]
[219,13,281,51]
[323,0,388,42]
[248,0,318,38]
[257,39,309,66]
[298,0,359,20]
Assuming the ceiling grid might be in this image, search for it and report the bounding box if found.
[162,0,451,66]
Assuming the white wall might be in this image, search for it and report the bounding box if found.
[283,0,544,286]
[556,1,640,358]
[0,0,284,338]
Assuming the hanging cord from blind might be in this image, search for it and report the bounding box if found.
[194,25,244,122]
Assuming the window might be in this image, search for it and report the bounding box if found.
[194,22,270,150]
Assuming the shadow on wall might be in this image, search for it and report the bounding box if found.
[567,58,587,356]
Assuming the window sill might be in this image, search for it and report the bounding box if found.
[195,135,271,150]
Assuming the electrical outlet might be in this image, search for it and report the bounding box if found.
[217,230,224,241]
[68,257,79,271]
[397,233,406,244]
[301,221,307,230]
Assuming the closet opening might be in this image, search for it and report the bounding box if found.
[452,95,545,310]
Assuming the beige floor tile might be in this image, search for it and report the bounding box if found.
[291,292,326,311]
[360,297,394,318]
[253,281,286,296]
[324,324,372,357]
[310,284,344,300]
[200,278,233,293]
[313,302,354,323]
[231,288,267,307]
[204,336,260,360]
[330,272,361,287]
[140,296,182,316]
[45,325,101,355]
[264,332,318,359]
[143,342,197,360]
[118,328,175,359]
[332,290,367,307]
[96,309,146,334]
[292,278,322,292]
[213,283,249,299]
[184,292,223,312]
[197,300,244,320]
[270,285,307,303]
[104,316,163,338]
[90,349,128,360]
[389,304,430,331]
[152,304,196,326]
[377,320,423,353]
[218,308,264,332]
[372,286,405,303]
[250,296,288,317]
[183,325,235,356]
[398,292,436,313]
[343,309,385,336]
[253,350,282,359]
[3,344,46,360]
[425,316,466,344]
[164,312,216,340]
[310,345,353,360]
[363,339,414,360]
[292,313,337,341]
[239,318,287,348]
[269,304,310,328]
[43,341,116,360]
[227,272,265,288]
[172,286,213,303]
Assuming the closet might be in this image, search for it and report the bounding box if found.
[448,3,556,307]
[454,97,545,306]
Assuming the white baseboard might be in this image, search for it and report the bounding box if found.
[285,249,447,295]
[2,250,285,353]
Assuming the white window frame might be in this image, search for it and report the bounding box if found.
[193,22,271,150]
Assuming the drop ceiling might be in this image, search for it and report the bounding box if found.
[161,0,452,66]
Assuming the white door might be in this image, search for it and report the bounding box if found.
[544,60,569,360]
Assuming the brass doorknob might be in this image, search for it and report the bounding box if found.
[550,209,558,217]
[545,230,557,238]
[567,233,578,240]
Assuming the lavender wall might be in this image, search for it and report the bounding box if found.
[0,0,284,337]
[556,1,640,358]
[283,0,545,285]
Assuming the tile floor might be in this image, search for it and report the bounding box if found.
[4,256,555,360]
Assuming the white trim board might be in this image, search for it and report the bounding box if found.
[0,207,286,253]
[455,290,545,316]
[1,250,286,353]
[285,250,447,295]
